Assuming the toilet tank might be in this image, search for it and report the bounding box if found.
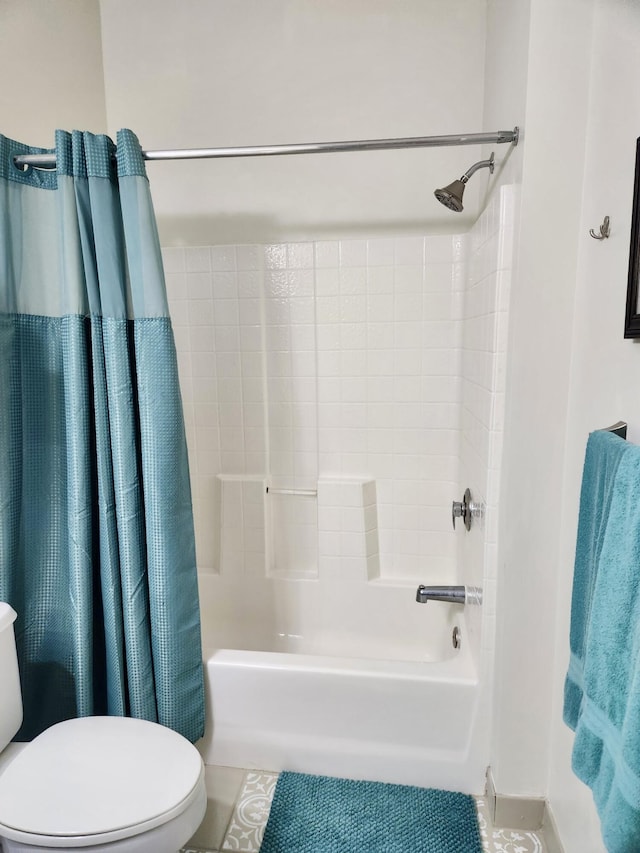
[0,604,23,750]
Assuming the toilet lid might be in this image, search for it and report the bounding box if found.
[0,716,203,841]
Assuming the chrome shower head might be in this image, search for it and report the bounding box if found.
[434,179,467,212]
[434,152,495,212]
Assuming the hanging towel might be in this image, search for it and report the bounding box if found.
[564,430,640,852]
[564,430,630,726]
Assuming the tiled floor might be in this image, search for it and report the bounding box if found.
[181,765,549,853]
[476,799,547,853]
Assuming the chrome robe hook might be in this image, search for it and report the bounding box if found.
[590,216,610,240]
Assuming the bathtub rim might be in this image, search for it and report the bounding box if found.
[201,634,478,685]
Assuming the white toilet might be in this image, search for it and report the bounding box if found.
[0,603,207,852]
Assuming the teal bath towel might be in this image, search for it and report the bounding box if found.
[564,430,640,852]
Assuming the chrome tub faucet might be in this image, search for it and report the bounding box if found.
[415,585,483,605]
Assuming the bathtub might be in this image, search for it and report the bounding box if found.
[196,574,488,793]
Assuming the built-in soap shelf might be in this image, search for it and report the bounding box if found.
[217,475,381,581]
[266,486,318,579]
[218,475,267,577]
[317,478,380,582]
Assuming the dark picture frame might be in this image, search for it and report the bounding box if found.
[624,138,640,337]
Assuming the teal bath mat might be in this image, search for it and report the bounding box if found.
[259,771,483,853]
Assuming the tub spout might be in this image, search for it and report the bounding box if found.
[416,585,470,604]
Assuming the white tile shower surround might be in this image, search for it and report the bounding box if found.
[181,765,548,853]
[457,186,516,663]
[163,235,465,584]
[163,200,515,598]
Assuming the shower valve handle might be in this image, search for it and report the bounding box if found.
[452,488,482,531]
[452,498,465,529]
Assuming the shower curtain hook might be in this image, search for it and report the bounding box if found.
[589,215,610,240]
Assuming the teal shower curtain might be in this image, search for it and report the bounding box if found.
[0,129,205,743]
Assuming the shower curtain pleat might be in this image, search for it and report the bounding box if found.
[0,129,204,742]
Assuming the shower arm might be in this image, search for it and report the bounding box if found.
[459,152,495,184]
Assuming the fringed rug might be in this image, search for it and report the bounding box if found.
[259,771,483,853]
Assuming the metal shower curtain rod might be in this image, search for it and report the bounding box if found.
[13,127,519,169]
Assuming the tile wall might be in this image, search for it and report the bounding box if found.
[457,185,517,662]
[163,235,465,582]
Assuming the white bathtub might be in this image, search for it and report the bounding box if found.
[197,575,487,793]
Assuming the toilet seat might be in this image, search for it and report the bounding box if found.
[0,716,204,848]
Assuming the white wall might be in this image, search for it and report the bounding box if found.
[480,0,529,189]
[547,2,640,850]
[482,0,530,143]
[490,4,640,850]
[488,0,595,801]
[98,0,489,244]
[0,0,106,146]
